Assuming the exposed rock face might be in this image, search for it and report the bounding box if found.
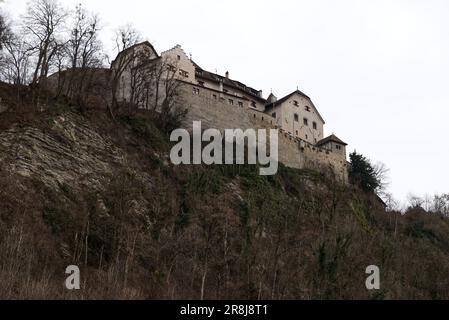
[0,112,125,190]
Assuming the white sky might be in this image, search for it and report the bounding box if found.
[2,0,449,204]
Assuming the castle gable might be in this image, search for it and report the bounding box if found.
[161,45,196,83]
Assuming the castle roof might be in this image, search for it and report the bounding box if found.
[193,62,266,102]
[316,134,348,146]
[265,90,325,124]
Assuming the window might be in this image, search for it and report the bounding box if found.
[179,69,188,77]
[335,144,342,150]
[238,101,243,107]
[251,101,256,108]
[177,55,181,60]
[229,99,234,105]
[303,118,308,126]
[306,134,308,139]
[212,94,217,100]
[272,112,276,118]
[313,122,317,130]
[293,100,299,106]
[198,81,205,86]
[167,65,176,72]
[314,138,317,143]
[294,114,299,122]
[193,87,200,95]
[296,130,299,136]
[305,106,311,112]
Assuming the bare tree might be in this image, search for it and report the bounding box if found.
[407,193,424,209]
[23,0,67,84]
[373,161,390,196]
[114,24,142,53]
[109,24,143,115]
[0,10,10,50]
[1,35,33,85]
[67,4,103,69]
[431,194,449,217]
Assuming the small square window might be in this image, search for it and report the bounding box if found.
[212,94,217,99]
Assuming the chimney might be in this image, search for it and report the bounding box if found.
[258,90,263,98]
[219,80,223,92]
[225,71,229,79]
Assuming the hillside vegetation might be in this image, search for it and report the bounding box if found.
[1,83,449,299]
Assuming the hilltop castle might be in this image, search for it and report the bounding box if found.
[47,41,349,182]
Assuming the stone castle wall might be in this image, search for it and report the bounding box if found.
[42,71,348,182]
[179,82,255,132]
[246,108,348,182]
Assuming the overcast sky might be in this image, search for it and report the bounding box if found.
[2,0,449,204]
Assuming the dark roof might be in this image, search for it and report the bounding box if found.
[265,90,310,109]
[267,93,277,102]
[111,41,159,65]
[193,62,266,102]
[316,134,348,146]
[265,90,325,124]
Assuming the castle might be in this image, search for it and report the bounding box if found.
[48,41,350,182]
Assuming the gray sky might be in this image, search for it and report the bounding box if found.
[2,0,449,204]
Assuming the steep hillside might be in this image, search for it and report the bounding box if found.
[1,86,449,299]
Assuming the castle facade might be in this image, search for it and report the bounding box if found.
[49,41,350,182]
